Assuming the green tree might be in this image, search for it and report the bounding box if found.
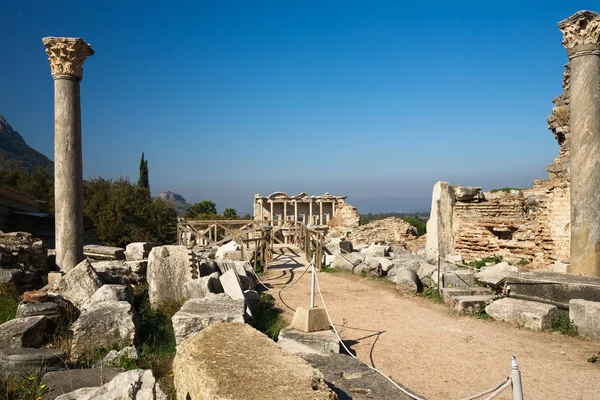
[402,216,427,237]
[84,177,177,247]
[0,166,54,213]
[223,208,238,220]
[186,200,217,219]
[138,152,149,190]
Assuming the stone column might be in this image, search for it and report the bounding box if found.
[259,199,264,220]
[559,11,600,276]
[294,200,298,222]
[284,201,287,222]
[332,201,336,217]
[319,201,323,225]
[309,201,313,225]
[42,37,94,272]
[269,201,273,226]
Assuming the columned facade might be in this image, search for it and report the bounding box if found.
[558,11,600,276]
[42,37,94,272]
[253,192,346,227]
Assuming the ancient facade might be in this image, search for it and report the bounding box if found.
[253,192,347,226]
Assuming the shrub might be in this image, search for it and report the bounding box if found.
[467,255,503,269]
[251,294,285,341]
[421,288,444,304]
[0,283,20,323]
[552,311,578,336]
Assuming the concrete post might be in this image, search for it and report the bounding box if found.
[558,11,600,276]
[42,37,94,272]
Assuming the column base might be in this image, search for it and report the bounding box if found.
[290,306,330,333]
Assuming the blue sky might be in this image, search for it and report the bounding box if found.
[0,1,591,213]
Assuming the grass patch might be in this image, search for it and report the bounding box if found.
[421,287,444,304]
[552,311,578,336]
[0,283,20,323]
[516,259,530,267]
[367,274,396,286]
[321,266,337,273]
[251,293,285,341]
[475,309,492,320]
[467,255,503,269]
[490,188,523,193]
[0,368,47,400]
[588,352,599,363]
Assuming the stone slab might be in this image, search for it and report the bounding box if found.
[278,327,339,354]
[42,368,124,400]
[485,297,560,330]
[0,348,66,377]
[570,299,600,341]
[301,353,419,400]
[474,262,518,289]
[0,316,47,349]
[218,268,244,301]
[450,295,495,316]
[172,322,335,400]
[441,287,494,304]
[290,306,330,333]
[83,245,125,260]
[442,270,474,288]
[505,271,600,309]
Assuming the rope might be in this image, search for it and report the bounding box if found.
[461,377,510,400]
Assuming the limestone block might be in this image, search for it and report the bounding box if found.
[147,246,195,309]
[42,368,124,399]
[324,239,353,256]
[219,269,245,301]
[215,240,239,260]
[450,295,495,316]
[125,242,159,261]
[485,298,560,330]
[0,348,66,376]
[474,262,518,289]
[359,256,382,276]
[102,346,138,366]
[81,285,132,311]
[172,322,335,400]
[0,316,47,349]
[183,272,223,299]
[171,294,245,345]
[373,257,394,273]
[570,299,600,341]
[91,260,137,284]
[83,245,125,261]
[70,301,138,359]
[331,253,361,271]
[442,270,474,288]
[0,268,23,284]
[505,271,600,309]
[278,327,339,354]
[425,181,455,260]
[453,186,482,202]
[290,306,330,333]
[54,369,165,400]
[440,287,494,304]
[44,259,102,309]
[125,260,148,275]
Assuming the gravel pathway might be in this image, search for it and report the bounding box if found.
[263,248,600,400]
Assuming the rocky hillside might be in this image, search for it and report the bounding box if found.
[0,115,53,172]
[156,190,190,215]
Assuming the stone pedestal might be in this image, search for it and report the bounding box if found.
[290,306,330,333]
[559,11,600,276]
[42,37,94,272]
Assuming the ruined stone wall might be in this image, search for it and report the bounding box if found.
[327,202,360,236]
[348,217,417,246]
[439,63,571,268]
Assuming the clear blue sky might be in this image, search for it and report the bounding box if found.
[0,1,592,213]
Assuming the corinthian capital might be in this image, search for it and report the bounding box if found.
[42,37,94,80]
[558,11,600,58]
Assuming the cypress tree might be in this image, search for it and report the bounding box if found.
[138,152,149,190]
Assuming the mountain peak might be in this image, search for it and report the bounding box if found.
[0,115,53,172]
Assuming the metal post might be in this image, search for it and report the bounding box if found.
[511,356,524,400]
[310,257,316,308]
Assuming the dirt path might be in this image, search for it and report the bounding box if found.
[263,248,600,400]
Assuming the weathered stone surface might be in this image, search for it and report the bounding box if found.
[441,287,494,304]
[358,256,382,276]
[22,290,49,303]
[171,293,245,345]
[327,202,361,237]
[81,285,132,311]
[215,260,253,290]
[125,242,159,261]
[301,353,418,400]
[70,301,138,359]
[183,272,223,299]
[125,260,148,275]
[83,244,125,261]
[290,307,330,333]
[0,316,47,348]
[44,259,102,309]
[102,346,138,367]
[474,262,518,289]
[374,257,394,273]
[215,240,239,260]
[453,186,482,202]
[54,369,165,400]
[90,260,138,284]
[485,298,560,330]
[442,270,474,288]
[173,322,336,400]
[395,268,420,295]
[219,268,245,301]
[331,253,362,271]
[505,271,600,308]
[426,181,455,260]
[0,232,47,271]
[569,299,600,341]
[450,295,495,316]
[42,368,124,400]
[279,327,339,354]
[349,217,417,246]
[0,268,23,284]
[324,239,353,256]
[0,348,65,377]
[147,245,195,308]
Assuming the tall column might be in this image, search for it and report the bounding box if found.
[559,11,600,276]
[309,201,313,225]
[259,199,264,220]
[319,201,323,226]
[43,37,94,272]
[332,201,336,217]
[294,200,298,222]
[283,201,287,222]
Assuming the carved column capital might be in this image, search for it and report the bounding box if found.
[558,11,600,58]
[42,37,94,80]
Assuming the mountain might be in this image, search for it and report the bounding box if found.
[156,190,191,215]
[0,116,53,172]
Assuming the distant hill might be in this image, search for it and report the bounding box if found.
[156,190,191,215]
[0,115,53,173]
